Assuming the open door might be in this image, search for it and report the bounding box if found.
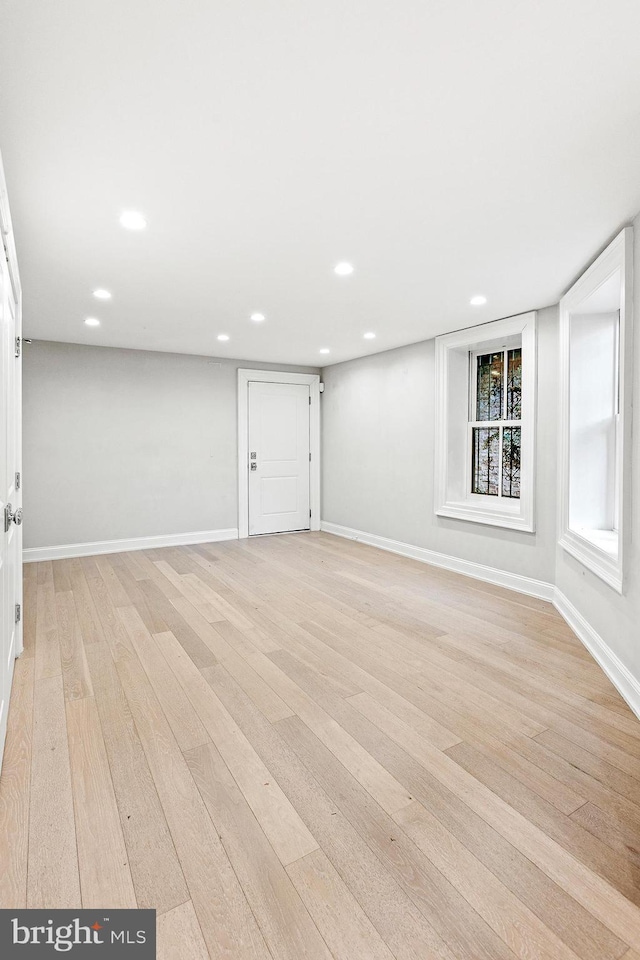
[0,152,23,768]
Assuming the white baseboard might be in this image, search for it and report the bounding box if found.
[320,520,640,722]
[23,528,239,563]
[320,521,555,601]
[553,589,640,722]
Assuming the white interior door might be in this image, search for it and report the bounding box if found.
[0,229,22,765]
[248,381,310,535]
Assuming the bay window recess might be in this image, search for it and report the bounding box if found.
[434,312,536,531]
[559,227,633,593]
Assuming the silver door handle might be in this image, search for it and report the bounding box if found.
[4,503,22,532]
[250,462,257,471]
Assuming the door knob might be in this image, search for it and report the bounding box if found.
[250,462,257,471]
[4,503,22,532]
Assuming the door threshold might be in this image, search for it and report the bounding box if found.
[248,528,312,538]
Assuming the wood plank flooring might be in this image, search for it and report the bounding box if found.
[1,532,640,959]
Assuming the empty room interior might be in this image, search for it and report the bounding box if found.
[2,1,640,957]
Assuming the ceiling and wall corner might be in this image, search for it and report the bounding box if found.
[1,0,640,366]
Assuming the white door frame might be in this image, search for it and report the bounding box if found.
[238,369,320,539]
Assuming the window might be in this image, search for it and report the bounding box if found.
[559,227,632,593]
[434,312,536,531]
[470,348,522,499]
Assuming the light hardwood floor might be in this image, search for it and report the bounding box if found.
[1,532,640,959]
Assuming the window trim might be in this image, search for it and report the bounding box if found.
[558,227,633,594]
[434,312,537,531]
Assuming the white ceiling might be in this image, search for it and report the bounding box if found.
[2,0,640,366]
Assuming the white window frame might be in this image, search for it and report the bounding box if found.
[434,312,537,531]
[558,227,633,593]
[237,369,321,540]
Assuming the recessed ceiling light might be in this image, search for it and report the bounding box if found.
[93,288,112,300]
[319,348,330,354]
[334,262,354,276]
[470,295,487,306]
[250,313,266,323]
[217,334,230,341]
[363,331,376,339]
[84,317,100,327]
[120,210,147,230]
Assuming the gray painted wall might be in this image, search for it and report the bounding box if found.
[321,305,559,585]
[321,216,640,689]
[555,210,640,684]
[23,341,317,548]
[23,232,640,694]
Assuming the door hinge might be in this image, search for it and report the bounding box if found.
[309,509,312,518]
[15,471,20,490]
[14,337,30,359]
[309,396,311,405]
[309,452,311,461]
[15,603,21,624]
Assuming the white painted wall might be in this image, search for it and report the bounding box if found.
[555,211,640,687]
[321,306,559,585]
[23,341,317,549]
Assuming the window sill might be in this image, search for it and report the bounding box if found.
[559,528,623,593]
[436,500,535,532]
[574,527,618,558]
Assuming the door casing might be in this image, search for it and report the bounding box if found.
[237,369,320,539]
